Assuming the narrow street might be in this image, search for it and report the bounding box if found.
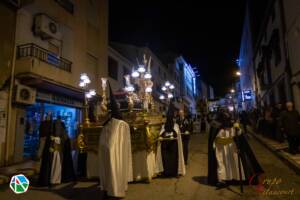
[1,132,299,200]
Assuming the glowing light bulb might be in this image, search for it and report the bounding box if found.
[144,73,152,79]
[137,65,146,73]
[89,89,96,96]
[145,87,152,93]
[131,71,140,78]
[80,73,89,81]
[169,85,175,90]
[125,85,135,92]
[165,81,170,87]
[167,93,173,99]
[159,95,165,100]
[86,93,92,98]
[162,86,167,91]
[79,82,85,88]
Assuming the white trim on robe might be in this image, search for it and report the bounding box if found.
[50,137,62,185]
[214,128,245,181]
[155,123,186,176]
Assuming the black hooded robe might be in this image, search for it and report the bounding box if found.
[177,117,192,165]
[38,120,76,186]
[207,121,221,186]
[161,131,179,177]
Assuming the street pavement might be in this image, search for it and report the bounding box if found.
[0,133,300,200]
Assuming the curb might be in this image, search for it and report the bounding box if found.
[248,128,300,175]
[0,168,38,186]
[0,175,9,185]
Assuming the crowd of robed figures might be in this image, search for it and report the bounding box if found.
[36,83,266,197]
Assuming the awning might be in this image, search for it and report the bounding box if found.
[16,73,84,101]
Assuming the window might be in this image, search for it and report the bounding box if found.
[108,57,118,80]
[48,42,60,56]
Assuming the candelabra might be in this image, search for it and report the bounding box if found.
[79,73,96,126]
[124,54,154,112]
[159,81,175,102]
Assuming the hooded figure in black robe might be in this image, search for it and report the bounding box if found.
[38,116,76,186]
[177,110,192,165]
[159,102,179,177]
[207,111,264,186]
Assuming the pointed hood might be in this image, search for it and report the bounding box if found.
[164,101,175,132]
[108,81,123,120]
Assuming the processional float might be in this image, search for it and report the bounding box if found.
[77,54,166,181]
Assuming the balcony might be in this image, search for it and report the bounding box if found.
[15,43,75,89]
[17,43,72,72]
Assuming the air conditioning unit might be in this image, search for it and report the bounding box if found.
[34,14,62,40]
[14,84,36,105]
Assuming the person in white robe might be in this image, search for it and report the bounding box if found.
[97,82,133,198]
[98,118,133,197]
[214,125,245,182]
[208,110,264,188]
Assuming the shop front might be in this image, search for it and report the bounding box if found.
[12,79,84,163]
[23,101,81,158]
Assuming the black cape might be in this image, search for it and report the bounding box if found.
[207,122,264,186]
[38,121,76,186]
[207,121,220,185]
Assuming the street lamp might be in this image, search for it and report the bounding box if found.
[236,71,241,76]
[160,81,175,101]
[230,89,235,93]
[159,95,165,100]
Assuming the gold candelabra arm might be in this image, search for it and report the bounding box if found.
[83,97,90,126]
[77,126,87,153]
[99,77,108,117]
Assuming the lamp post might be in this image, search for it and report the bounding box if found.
[79,73,96,126]
[160,81,175,103]
[230,88,237,118]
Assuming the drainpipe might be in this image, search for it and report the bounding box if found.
[5,15,17,166]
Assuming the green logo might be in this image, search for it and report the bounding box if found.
[10,174,30,194]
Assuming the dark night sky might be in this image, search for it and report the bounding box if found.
[109,0,248,96]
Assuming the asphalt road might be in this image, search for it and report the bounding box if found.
[0,132,300,200]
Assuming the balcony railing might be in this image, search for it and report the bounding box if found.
[17,43,72,72]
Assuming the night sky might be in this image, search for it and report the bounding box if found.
[109,0,248,96]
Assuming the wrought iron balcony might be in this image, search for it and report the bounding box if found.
[17,43,72,72]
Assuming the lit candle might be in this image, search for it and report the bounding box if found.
[147,56,152,72]
[124,75,131,86]
[101,78,107,91]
